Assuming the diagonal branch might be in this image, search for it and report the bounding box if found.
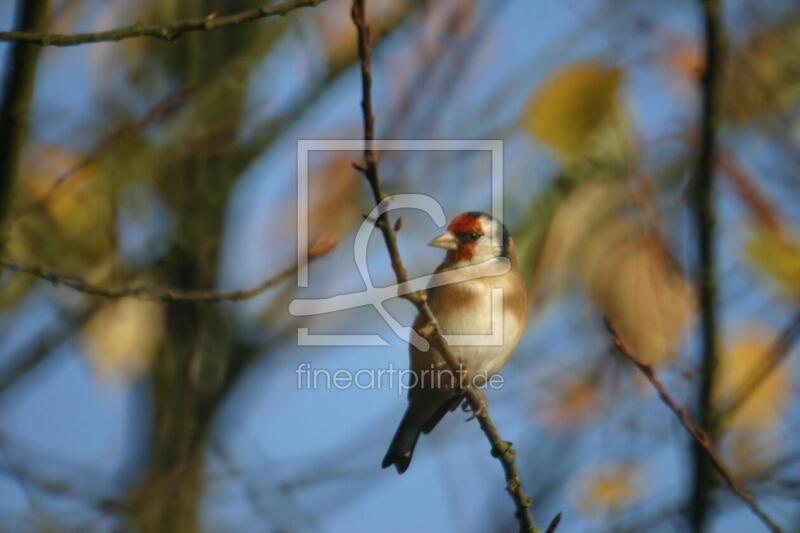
[0,302,101,399]
[607,322,782,533]
[0,256,304,302]
[350,1,540,532]
[0,0,328,47]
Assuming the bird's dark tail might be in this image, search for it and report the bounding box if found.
[382,395,462,474]
[381,407,422,474]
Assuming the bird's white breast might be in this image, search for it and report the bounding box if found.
[428,277,524,381]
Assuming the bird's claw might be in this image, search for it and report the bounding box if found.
[461,397,487,421]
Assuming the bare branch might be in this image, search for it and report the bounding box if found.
[0,257,301,302]
[689,0,724,528]
[607,322,782,533]
[0,0,328,47]
[350,1,539,531]
[0,0,51,244]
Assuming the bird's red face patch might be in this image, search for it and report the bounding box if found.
[447,214,484,262]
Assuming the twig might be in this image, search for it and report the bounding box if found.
[0,257,298,302]
[350,2,539,532]
[0,0,51,245]
[607,322,782,533]
[719,151,783,236]
[689,0,724,529]
[545,512,562,533]
[0,0,328,47]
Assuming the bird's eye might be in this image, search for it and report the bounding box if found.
[467,231,480,242]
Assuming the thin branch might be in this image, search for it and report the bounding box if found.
[545,512,562,533]
[689,0,724,529]
[0,0,328,47]
[350,2,539,532]
[0,0,51,245]
[607,323,782,533]
[719,151,783,236]
[0,257,303,302]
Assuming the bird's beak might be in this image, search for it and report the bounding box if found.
[428,231,459,250]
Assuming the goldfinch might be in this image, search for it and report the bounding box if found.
[382,212,528,473]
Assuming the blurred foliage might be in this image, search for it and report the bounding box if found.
[1,0,800,531]
[537,371,605,428]
[726,13,800,124]
[83,297,165,382]
[521,60,623,157]
[746,226,800,298]
[714,330,792,431]
[574,462,644,519]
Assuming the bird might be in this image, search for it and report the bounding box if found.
[382,211,528,474]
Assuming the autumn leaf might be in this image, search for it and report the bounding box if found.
[19,146,111,246]
[521,60,623,156]
[662,17,800,123]
[582,217,694,365]
[719,430,779,481]
[530,181,617,302]
[532,182,694,364]
[83,298,165,383]
[574,462,644,517]
[745,226,800,297]
[714,329,792,431]
[537,372,604,428]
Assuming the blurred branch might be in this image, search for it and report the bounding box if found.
[713,306,800,425]
[350,2,539,532]
[607,322,782,533]
[235,0,422,165]
[0,254,324,302]
[0,302,100,399]
[9,83,195,224]
[719,151,783,235]
[0,0,51,245]
[689,0,724,530]
[0,0,328,47]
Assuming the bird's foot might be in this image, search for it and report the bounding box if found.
[461,395,488,421]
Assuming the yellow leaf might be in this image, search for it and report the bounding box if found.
[521,60,623,156]
[531,181,617,302]
[581,218,694,365]
[19,146,108,242]
[83,298,165,383]
[575,462,643,517]
[745,226,800,297]
[714,329,791,431]
[528,182,693,363]
[719,431,779,481]
[537,373,603,428]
